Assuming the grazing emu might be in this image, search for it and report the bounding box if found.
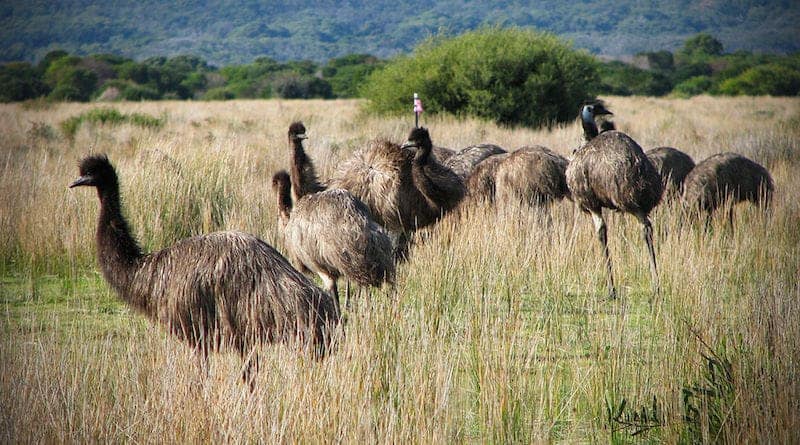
[682,152,773,223]
[466,153,509,202]
[494,146,571,207]
[288,121,325,201]
[271,169,395,306]
[69,155,339,386]
[444,143,508,179]
[566,103,663,298]
[329,127,465,257]
[432,145,456,163]
[646,146,695,197]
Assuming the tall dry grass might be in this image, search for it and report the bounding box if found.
[1,97,798,442]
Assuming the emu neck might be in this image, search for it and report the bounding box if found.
[581,114,599,141]
[413,140,432,165]
[290,138,323,200]
[275,181,293,225]
[95,182,144,307]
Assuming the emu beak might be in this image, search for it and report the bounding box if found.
[597,108,613,116]
[297,133,308,140]
[69,175,92,188]
[401,141,418,149]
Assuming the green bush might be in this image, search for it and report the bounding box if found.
[672,76,713,97]
[717,64,800,96]
[59,108,165,139]
[597,61,672,96]
[362,27,599,128]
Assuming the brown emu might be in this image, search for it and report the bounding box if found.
[271,169,395,306]
[646,146,695,197]
[682,152,773,223]
[566,102,663,298]
[444,143,508,179]
[466,153,509,202]
[494,146,571,207]
[288,121,325,201]
[328,127,465,256]
[69,154,340,386]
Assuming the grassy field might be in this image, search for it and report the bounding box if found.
[1,96,798,442]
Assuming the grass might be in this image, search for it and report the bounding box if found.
[1,97,799,442]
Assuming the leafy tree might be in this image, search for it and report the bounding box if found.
[598,61,672,96]
[681,33,724,57]
[363,27,598,128]
[0,62,48,101]
[323,54,383,97]
[672,75,713,97]
[44,56,98,101]
[718,64,800,96]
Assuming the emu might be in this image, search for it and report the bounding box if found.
[494,146,571,207]
[466,153,509,202]
[566,102,663,299]
[444,143,508,179]
[682,152,773,224]
[69,155,340,387]
[272,169,395,307]
[646,146,695,197]
[329,127,465,257]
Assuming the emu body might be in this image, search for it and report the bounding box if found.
[566,103,663,298]
[272,169,395,305]
[494,146,571,206]
[444,143,508,179]
[70,155,339,385]
[682,152,773,220]
[646,146,695,197]
[329,128,465,236]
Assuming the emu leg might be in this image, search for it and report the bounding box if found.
[591,210,616,299]
[321,274,342,318]
[637,213,660,297]
[345,280,352,311]
[239,346,260,392]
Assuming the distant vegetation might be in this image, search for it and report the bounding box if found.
[1,31,798,127]
[2,0,799,65]
[362,28,598,128]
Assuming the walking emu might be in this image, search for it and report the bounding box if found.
[646,146,695,197]
[682,152,773,223]
[271,168,395,306]
[566,102,663,298]
[329,127,465,256]
[69,154,340,386]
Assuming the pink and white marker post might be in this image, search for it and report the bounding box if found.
[413,92,424,128]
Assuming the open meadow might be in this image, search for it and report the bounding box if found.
[1,96,798,442]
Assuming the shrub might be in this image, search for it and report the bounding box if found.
[717,64,800,96]
[59,108,165,139]
[672,76,713,97]
[362,27,598,128]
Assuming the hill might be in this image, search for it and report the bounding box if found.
[2,0,799,65]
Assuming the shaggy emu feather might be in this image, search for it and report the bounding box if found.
[329,127,465,237]
[444,143,508,179]
[646,146,695,197]
[70,154,340,386]
[682,152,773,222]
[494,146,571,206]
[566,103,663,298]
[272,168,395,306]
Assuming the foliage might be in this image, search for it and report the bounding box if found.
[597,61,672,96]
[0,62,48,102]
[59,107,165,139]
[363,28,599,128]
[1,1,799,65]
[717,64,800,96]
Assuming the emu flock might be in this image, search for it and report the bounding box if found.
[70,101,774,385]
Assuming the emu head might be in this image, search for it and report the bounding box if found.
[401,127,432,150]
[69,154,117,190]
[288,121,307,142]
[580,101,613,123]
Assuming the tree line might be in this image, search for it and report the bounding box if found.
[1,31,798,125]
